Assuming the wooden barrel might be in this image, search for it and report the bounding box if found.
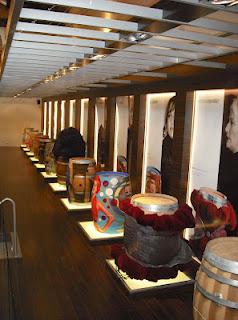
[38,139,51,164]
[56,161,68,185]
[68,157,96,203]
[193,237,238,320]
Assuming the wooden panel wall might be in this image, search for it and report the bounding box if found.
[129,94,146,194]
[41,103,44,133]
[170,91,194,203]
[75,99,81,131]
[87,97,96,158]
[105,97,116,170]
[64,100,70,129]
[57,100,62,136]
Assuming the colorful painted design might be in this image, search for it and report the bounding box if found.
[92,171,131,234]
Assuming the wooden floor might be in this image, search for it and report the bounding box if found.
[0,147,196,320]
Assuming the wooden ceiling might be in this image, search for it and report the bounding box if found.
[0,0,238,98]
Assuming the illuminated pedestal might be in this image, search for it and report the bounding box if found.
[30,157,39,163]
[40,171,57,179]
[78,221,123,241]
[23,148,30,152]
[49,183,67,193]
[106,259,194,294]
[34,163,45,170]
[60,198,91,212]
[26,152,34,157]
[20,144,27,148]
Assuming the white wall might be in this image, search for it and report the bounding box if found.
[0,98,41,146]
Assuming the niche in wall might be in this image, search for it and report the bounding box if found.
[94,97,107,166]
[53,101,58,139]
[61,100,66,131]
[43,101,47,136]
[187,90,225,202]
[113,96,133,172]
[48,101,52,139]
[69,99,76,127]
[80,98,89,147]
[141,92,176,194]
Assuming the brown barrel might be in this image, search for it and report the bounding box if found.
[56,161,68,185]
[193,237,238,320]
[38,139,52,164]
[68,157,96,203]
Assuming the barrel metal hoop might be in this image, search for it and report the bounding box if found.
[204,250,238,275]
[195,282,238,309]
[201,264,238,288]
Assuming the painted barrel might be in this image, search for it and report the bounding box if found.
[22,128,34,145]
[199,187,227,208]
[26,129,38,149]
[131,193,178,216]
[125,193,182,265]
[92,171,131,233]
[30,131,42,153]
[67,157,96,203]
[44,141,56,175]
[56,160,68,184]
[193,237,238,320]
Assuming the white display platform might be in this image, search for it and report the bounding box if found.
[34,163,45,169]
[30,157,39,163]
[20,144,27,148]
[78,221,123,241]
[49,182,67,192]
[23,148,30,152]
[26,152,34,157]
[106,259,194,294]
[40,172,57,179]
[61,198,91,211]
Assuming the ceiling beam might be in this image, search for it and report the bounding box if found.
[20,8,138,32]
[25,0,163,21]
[0,0,24,79]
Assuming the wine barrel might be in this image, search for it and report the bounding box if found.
[193,237,238,320]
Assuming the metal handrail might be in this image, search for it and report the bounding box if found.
[0,198,17,257]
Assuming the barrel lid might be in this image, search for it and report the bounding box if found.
[96,171,129,177]
[70,157,96,165]
[131,194,178,213]
[204,237,238,274]
[199,187,227,207]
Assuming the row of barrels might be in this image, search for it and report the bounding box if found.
[23,128,238,320]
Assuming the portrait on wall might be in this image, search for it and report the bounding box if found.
[218,90,238,233]
[161,95,176,194]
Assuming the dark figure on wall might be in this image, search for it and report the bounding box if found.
[161,96,176,194]
[53,127,86,161]
[218,94,238,234]
[97,124,106,168]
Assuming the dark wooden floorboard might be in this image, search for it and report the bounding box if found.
[0,147,194,320]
